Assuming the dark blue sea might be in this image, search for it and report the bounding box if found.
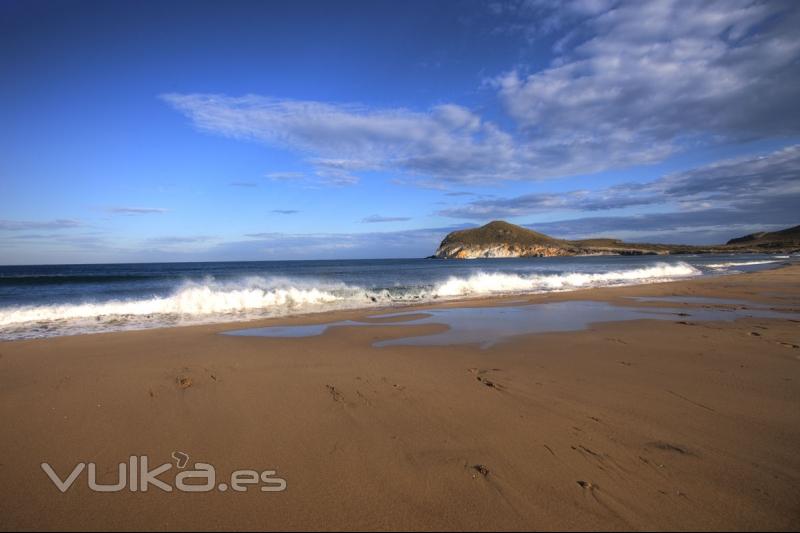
[0,254,793,339]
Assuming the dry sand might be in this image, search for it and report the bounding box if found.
[1,265,799,531]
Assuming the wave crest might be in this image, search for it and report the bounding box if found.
[705,260,779,269]
[0,262,702,338]
[0,281,342,327]
[434,262,700,297]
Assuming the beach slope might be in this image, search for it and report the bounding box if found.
[1,266,799,531]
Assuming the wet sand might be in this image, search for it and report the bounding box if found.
[0,265,799,531]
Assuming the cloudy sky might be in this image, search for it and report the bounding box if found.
[2,0,799,264]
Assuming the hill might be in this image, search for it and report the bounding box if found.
[726,225,800,247]
[432,221,799,259]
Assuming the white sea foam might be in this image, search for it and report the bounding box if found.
[0,286,340,327]
[705,260,779,269]
[433,262,701,297]
[0,262,708,339]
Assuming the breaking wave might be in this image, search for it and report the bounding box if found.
[0,262,702,339]
[705,260,780,269]
[433,262,700,297]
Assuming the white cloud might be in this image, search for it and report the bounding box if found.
[265,171,306,181]
[441,144,800,226]
[361,215,412,223]
[162,1,800,186]
[144,235,213,245]
[162,94,523,184]
[496,0,800,169]
[0,219,83,231]
[230,226,462,259]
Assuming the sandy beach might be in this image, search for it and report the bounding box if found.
[1,265,798,531]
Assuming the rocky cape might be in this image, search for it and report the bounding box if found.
[432,221,800,259]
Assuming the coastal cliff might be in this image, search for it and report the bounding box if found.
[432,221,800,259]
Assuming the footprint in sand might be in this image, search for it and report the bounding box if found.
[468,368,506,390]
[380,376,406,392]
[325,384,344,402]
[471,464,490,478]
[171,367,220,391]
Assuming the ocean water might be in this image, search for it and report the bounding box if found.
[0,254,793,340]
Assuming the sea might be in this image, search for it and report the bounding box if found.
[0,253,794,340]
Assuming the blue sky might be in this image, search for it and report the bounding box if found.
[2,0,799,264]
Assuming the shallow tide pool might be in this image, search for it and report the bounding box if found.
[223,299,799,349]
